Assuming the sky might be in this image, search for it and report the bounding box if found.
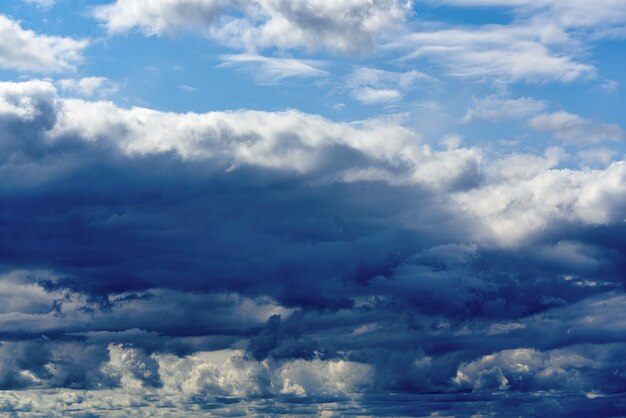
[1,0,626,416]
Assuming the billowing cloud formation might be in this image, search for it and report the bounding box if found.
[94,0,411,54]
[0,15,87,73]
[1,80,626,415]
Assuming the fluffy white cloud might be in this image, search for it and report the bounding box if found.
[94,0,412,54]
[453,346,606,392]
[454,151,626,245]
[278,359,373,396]
[529,112,626,144]
[93,0,229,36]
[0,15,87,73]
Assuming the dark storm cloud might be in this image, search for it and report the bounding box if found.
[1,80,626,413]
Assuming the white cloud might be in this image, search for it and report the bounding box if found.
[179,84,198,92]
[0,15,87,73]
[600,79,619,94]
[57,77,118,98]
[453,346,597,392]
[529,112,626,144]
[278,359,373,396]
[0,347,374,414]
[393,23,594,83]
[462,95,546,123]
[93,0,229,36]
[454,152,626,245]
[577,147,619,167]
[352,88,402,104]
[95,0,410,53]
[0,79,57,120]
[94,0,412,54]
[427,0,626,34]
[219,53,328,84]
[347,67,432,104]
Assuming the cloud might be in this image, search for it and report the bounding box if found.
[1,79,626,415]
[177,84,197,92]
[428,0,626,36]
[577,147,619,167]
[352,88,402,104]
[529,112,626,144]
[92,0,229,36]
[454,149,626,245]
[600,79,619,94]
[219,53,328,84]
[393,23,594,83]
[347,67,432,105]
[453,344,626,394]
[57,77,118,98]
[0,15,87,73]
[462,95,546,123]
[94,0,412,54]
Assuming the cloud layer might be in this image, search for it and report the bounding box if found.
[1,79,625,414]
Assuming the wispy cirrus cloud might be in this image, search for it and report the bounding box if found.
[462,95,546,122]
[219,53,328,84]
[392,23,594,83]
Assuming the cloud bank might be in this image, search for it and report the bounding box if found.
[1,79,625,414]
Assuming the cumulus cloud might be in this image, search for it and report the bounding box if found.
[0,15,87,73]
[454,151,626,245]
[94,0,412,54]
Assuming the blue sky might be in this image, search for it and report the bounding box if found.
[1,0,626,416]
